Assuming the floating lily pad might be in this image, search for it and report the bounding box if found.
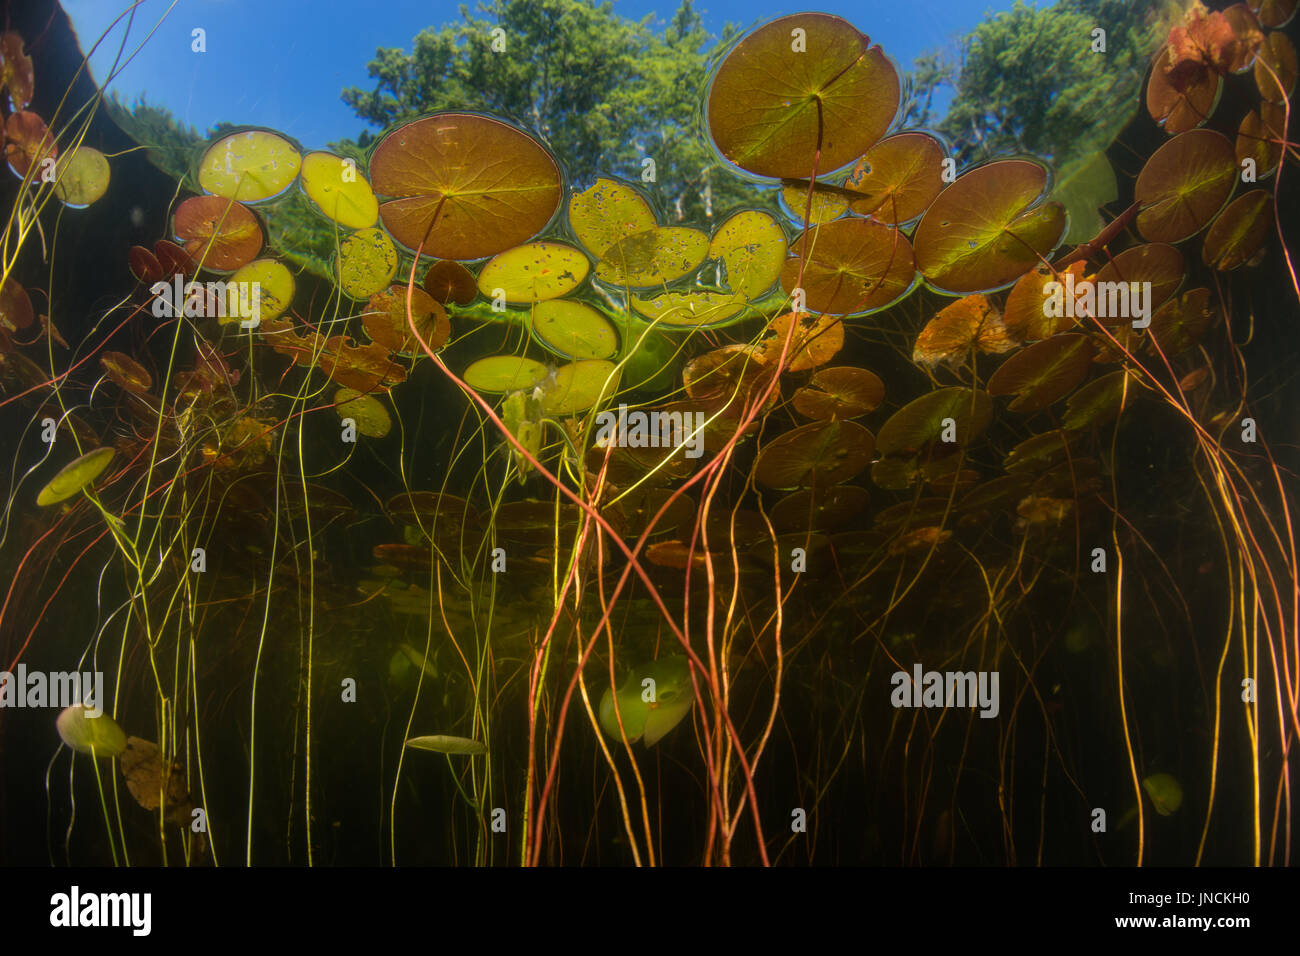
[369,112,561,260]
[754,419,874,489]
[299,151,378,228]
[423,259,478,305]
[913,294,1014,368]
[1093,243,1185,314]
[538,359,618,415]
[1202,190,1272,269]
[52,146,110,207]
[530,299,618,360]
[478,242,589,303]
[1252,0,1298,28]
[705,13,899,179]
[598,655,694,746]
[779,185,849,224]
[173,196,263,272]
[363,285,450,355]
[37,446,114,506]
[595,227,709,288]
[791,366,885,420]
[406,735,488,755]
[1255,30,1297,103]
[334,387,392,438]
[56,704,126,757]
[914,160,1065,294]
[1236,102,1286,179]
[230,258,294,322]
[1002,263,1086,341]
[335,226,399,299]
[754,311,843,371]
[987,333,1095,413]
[844,132,947,224]
[1146,43,1221,134]
[876,387,993,456]
[1134,129,1236,243]
[464,355,550,393]
[568,177,658,258]
[100,351,151,394]
[630,290,747,328]
[781,218,916,315]
[708,209,787,299]
[197,128,301,202]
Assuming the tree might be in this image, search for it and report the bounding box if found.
[340,0,751,225]
[910,0,1167,167]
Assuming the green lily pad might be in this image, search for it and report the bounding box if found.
[197,128,302,203]
[53,146,110,207]
[595,227,709,288]
[530,299,618,360]
[538,359,618,415]
[37,446,114,506]
[333,388,392,438]
[987,333,1096,413]
[405,735,488,756]
[477,242,589,303]
[876,387,993,457]
[335,227,399,300]
[56,704,127,757]
[1202,190,1272,270]
[598,655,694,746]
[463,355,550,393]
[708,209,787,299]
[754,419,874,489]
[568,177,657,258]
[299,151,379,228]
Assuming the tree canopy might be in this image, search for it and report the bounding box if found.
[340,0,748,224]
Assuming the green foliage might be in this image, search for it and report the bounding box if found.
[340,0,751,224]
[911,0,1166,167]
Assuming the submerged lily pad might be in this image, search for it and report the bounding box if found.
[876,387,993,456]
[708,209,787,299]
[334,387,392,438]
[754,419,874,489]
[369,112,562,260]
[598,655,694,746]
[1142,772,1184,815]
[538,359,618,415]
[987,333,1096,413]
[791,366,885,420]
[1202,190,1272,269]
[100,351,152,394]
[530,299,618,360]
[37,446,114,506]
[913,294,1014,368]
[630,290,747,328]
[197,128,301,202]
[705,13,899,179]
[56,704,126,757]
[173,195,263,272]
[53,146,110,207]
[362,285,449,355]
[423,259,478,305]
[406,734,488,755]
[1134,129,1236,243]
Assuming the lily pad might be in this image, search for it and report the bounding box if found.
[0,277,34,332]
[173,196,263,272]
[568,177,658,258]
[876,387,993,456]
[1236,102,1286,179]
[127,246,164,286]
[844,132,947,224]
[37,446,114,506]
[913,294,1014,368]
[464,355,550,393]
[769,483,869,532]
[791,366,885,420]
[478,242,589,303]
[423,259,478,305]
[100,351,152,394]
[708,209,787,299]
[630,290,748,328]
[299,151,379,228]
[914,160,1065,295]
[1254,30,1297,103]
[334,387,392,438]
[754,310,843,371]
[705,13,899,179]
[197,128,301,202]
[369,112,562,260]
[1134,129,1236,243]
[530,299,618,360]
[1063,370,1131,430]
[1146,288,1214,355]
[0,32,34,111]
[538,359,618,415]
[56,704,126,757]
[595,227,709,288]
[4,110,55,178]
[1202,190,1272,269]
[405,735,488,756]
[230,258,295,322]
[986,333,1096,413]
[1093,244,1185,315]
[781,218,916,315]
[335,226,399,299]
[53,146,110,207]
[1142,772,1184,815]
[1146,43,1221,134]
[362,285,449,355]
[598,655,694,746]
[754,419,874,489]
[1002,263,1086,341]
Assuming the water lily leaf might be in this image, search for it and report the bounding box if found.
[299,151,378,228]
[120,737,193,822]
[5,110,55,178]
[197,128,301,202]
[363,285,449,355]
[791,366,885,420]
[755,311,844,371]
[1003,263,1086,341]
[333,387,392,438]
[705,13,899,179]
[463,355,549,393]
[369,112,561,260]
[1221,4,1266,72]
[596,227,709,288]
[154,239,196,277]
[335,226,398,299]
[1050,152,1117,245]
[53,146,110,207]
[598,655,693,746]
[100,351,151,394]
[568,177,657,258]
[538,359,618,415]
[230,259,294,322]
[876,387,993,456]
[914,160,1065,294]
[630,290,747,328]
[1146,287,1213,355]
[317,335,406,391]
[0,32,35,111]
[56,705,126,757]
[1135,129,1236,242]
[478,242,589,303]
[1093,243,1185,315]
[683,345,779,417]
[1003,429,1078,474]
[770,483,869,532]
[1202,190,1272,269]
[844,132,947,224]
[987,333,1095,413]
[1252,0,1298,27]
[1235,101,1285,178]
[1063,370,1131,430]
[781,218,916,315]
[708,209,787,299]
[780,185,849,224]
[1255,30,1297,103]
[913,294,1014,368]
[423,259,478,305]
[1147,44,1222,133]
[128,246,164,285]
[406,735,488,755]
[530,299,618,360]
[1142,772,1184,815]
[0,277,34,331]
[37,446,114,505]
[754,419,874,489]
[173,196,263,272]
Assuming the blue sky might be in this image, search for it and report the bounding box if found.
[64,0,1012,150]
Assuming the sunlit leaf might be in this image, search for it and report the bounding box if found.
[4,110,55,178]
[1003,263,1086,341]
[987,333,1095,413]
[538,359,618,415]
[706,13,899,179]
[230,258,294,322]
[598,655,694,746]
[914,160,1065,294]
[1203,190,1272,269]
[530,299,618,360]
[317,335,406,391]
[791,366,885,420]
[463,355,549,393]
[708,209,787,299]
[363,285,449,355]
[781,218,916,315]
[369,112,561,260]
[335,226,398,299]
[913,294,1014,368]
[53,146,110,207]
[1147,43,1221,134]
[754,419,874,489]
[1250,0,1298,28]
[844,132,947,224]
[56,705,126,757]
[754,311,843,371]
[478,242,589,303]
[630,290,748,328]
[1135,129,1236,242]
[568,177,657,258]
[127,246,164,286]
[37,446,114,506]
[595,227,709,288]
[780,185,849,224]
[173,195,263,271]
[1255,30,1297,103]
[197,128,301,202]
[299,151,378,228]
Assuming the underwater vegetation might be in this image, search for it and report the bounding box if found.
[0,0,1299,868]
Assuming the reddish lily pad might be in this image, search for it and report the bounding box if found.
[791,366,885,420]
[1146,44,1222,134]
[154,239,197,278]
[987,333,1096,413]
[844,132,947,224]
[362,285,450,355]
[173,196,263,272]
[128,246,165,285]
[0,32,35,111]
[5,110,55,178]
[1134,129,1236,243]
[913,294,1014,368]
[0,278,34,332]
[754,311,843,371]
[423,259,478,305]
[780,218,916,315]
